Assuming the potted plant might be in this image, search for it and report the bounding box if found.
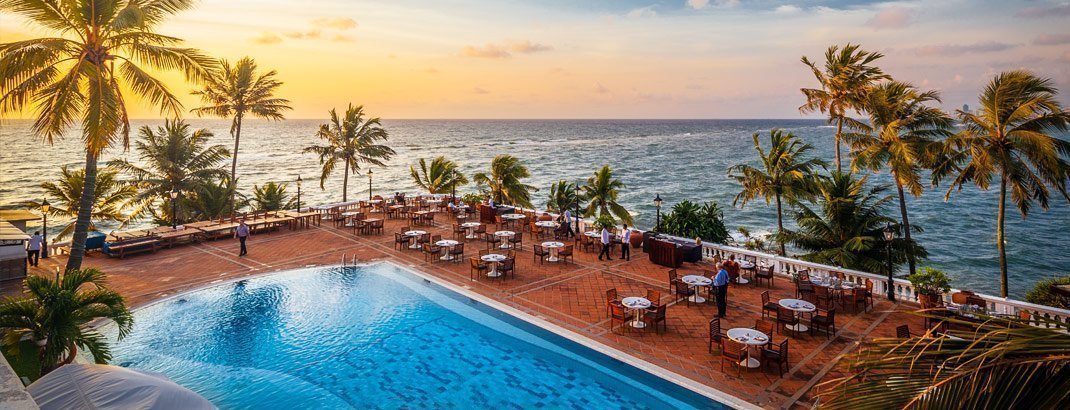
[906,267,951,307]
[592,214,616,231]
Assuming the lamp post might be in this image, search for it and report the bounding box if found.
[884,223,896,301]
[450,167,457,205]
[367,169,374,201]
[573,183,581,235]
[296,175,302,212]
[653,193,663,233]
[169,190,179,229]
[41,199,50,259]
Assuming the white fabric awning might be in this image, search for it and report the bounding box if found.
[27,364,214,410]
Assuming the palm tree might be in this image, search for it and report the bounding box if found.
[581,165,633,225]
[184,177,237,220]
[934,71,1070,298]
[25,166,138,240]
[729,130,827,255]
[0,269,133,375]
[191,57,292,204]
[245,182,295,212]
[800,43,890,171]
[473,155,537,208]
[109,120,230,224]
[0,0,216,272]
[781,172,925,273]
[546,180,581,214]
[819,314,1070,409]
[410,156,468,194]
[844,81,954,276]
[304,104,395,202]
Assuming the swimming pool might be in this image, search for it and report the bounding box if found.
[103,263,729,409]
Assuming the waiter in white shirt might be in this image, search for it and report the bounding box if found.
[26,231,42,267]
[620,224,632,261]
[598,226,613,261]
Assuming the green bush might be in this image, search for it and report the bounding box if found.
[906,267,952,297]
[592,214,616,231]
[661,200,729,243]
[1025,276,1070,309]
[460,192,488,206]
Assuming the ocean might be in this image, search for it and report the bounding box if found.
[1,118,1067,297]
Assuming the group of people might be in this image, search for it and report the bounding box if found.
[597,224,632,261]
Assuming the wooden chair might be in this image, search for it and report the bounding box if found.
[776,306,799,337]
[668,269,680,297]
[499,257,515,279]
[558,245,574,264]
[674,280,695,307]
[485,232,502,249]
[849,287,868,313]
[452,224,467,241]
[645,289,662,310]
[469,257,488,281]
[508,232,523,251]
[895,324,911,338]
[394,232,411,250]
[449,243,465,262]
[642,304,667,334]
[709,317,726,353]
[814,285,834,310]
[422,242,441,263]
[761,291,779,320]
[605,288,622,317]
[609,302,633,334]
[721,340,749,377]
[754,319,776,347]
[533,244,549,264]
[368,219,384,235]
[864,279,875,307]
[761,339,790,377]
[796,274,815,301]
[473,224,487,238]
[811,308,837,339]
[755,266,774,288]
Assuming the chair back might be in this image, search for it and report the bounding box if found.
[777,306,796,323]
[761,290,770,305]
[479,249,490,256]
[475,224,486,234]
[755,319,775,338]
[709,318,722,341]
[895,324,911,338]
[825,308,836,323]
[668,269,678,283]
[815,285,830,298]
[951,292,969,304]
[852,288,866,302]
[470,257,482,269]
[534,244,545,254]
[452,243,465,254]
[646,289,661,305]
[965,295,986,308]
[797,270,810,282]
[609,303,628,320]
[865,279,874,291]
[777,339,789,358]
[422,243,432,253]
[501,258,515,270]
[652,304,667,319]
[606,288,618,303]
[559,245,573,255]
[831,271,846,280]
[723,340,745,361]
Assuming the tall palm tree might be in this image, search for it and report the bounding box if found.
[410,156,468,194]
[191,57,291,203]
[304,104,395,202]
[581,165,633,225]
[184,177,237,220]
[245,181,294,212]
[473,155,537,208]
[729,129,827,255]
[110,120,230,223]
[800,43,890,171]
[25,166,138,240]
[781,172,925,273]
[934,71,1070,298]
[0,0,215,272]
[845,81,954,276]
[819,314,1070,409]
[546,180,581,214]
[0,268,133,375]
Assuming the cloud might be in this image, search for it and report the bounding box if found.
[284,29,320,39]
[473,87,489,95]
[251,33,282,45]
[1033,33,1070,46]
[687,0,710,9]
[330,34,352,42]
[867,6,914,30]
[774,5,802,15]
[1016,4,1070,18]
[913,42,1017,57]
[312,17,357,30]
[461,40,552,59]
[425,68,439,74]
[626,6,657,18]
[594,83,609,94]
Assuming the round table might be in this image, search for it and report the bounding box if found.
[727,328,769,368]
[495,231,515,249]
[542,241,564,262]
[682,275,713,303]
[778,298,816,332]
[436,239,459,260]
[502,213,526,221]
[584,231,600,238]
[461,222,482,239]
[736,261,755,284]
[535,220,557,235]
[621,297,651,329]
[481,253,507,277]
[404,230,427,249]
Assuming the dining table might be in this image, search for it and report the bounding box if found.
[621,296,652,329]
[461,222,482,239]
[779,298,816,332]
[435,239,459,261]
[542,241,565,262]
[404,230,427,249]
[481,253,507,277]
[494,231,515,249]
[727,328,769,368]
[682,275,713,303]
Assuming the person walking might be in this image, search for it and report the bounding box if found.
[235,220,250,257]
[562,209,575,238]
[620,224,632,261]
[26,231,42,267]
[598,225,613,261]
[713,262,730,318]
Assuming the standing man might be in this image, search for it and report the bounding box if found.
[26,231,42,267]
[562,209,575,238]
[713,262,730,318]
[620,224,632,261]
[598,225,613,261]
[235,220,250,257]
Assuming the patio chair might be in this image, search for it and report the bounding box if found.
[674,281,695,307]
[499,257,515,279]
[558,245,574,264]
[642,304,667,334]
[422,242,441,263]
[449,243,465,262]
[896,324,911,338]
[668,269,680,297]
[814,286,834,310]
[709,317,726,353]
[761,291,779,320]
[755,266,774,288]
[645,289,662,310]
[453,224,467,241]
[721,340,749,377]
[608,302,633,334]
[533,244,549,264]
[394,233,411,250]
[776,306,799,337]
[485,232,502,249]
[508,232,523,251]
[849,287,868,313]
[761,339,790,377]
[810,308,836,339]
[754,319,776,347]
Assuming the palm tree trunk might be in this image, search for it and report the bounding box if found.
[342,163,349,202]
[229,112,243,210]
[61,343,77,365]
[775,193,785,256]
[64,152,98,272]
[894,177,916,276]
[835,116,843,173]
[997,175,1008,298]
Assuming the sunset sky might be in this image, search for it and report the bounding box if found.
[2,0,1069,119]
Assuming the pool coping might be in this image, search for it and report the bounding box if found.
[93,260,760,410]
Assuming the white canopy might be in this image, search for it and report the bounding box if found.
[27,364,214,410]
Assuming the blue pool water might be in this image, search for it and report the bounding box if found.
[103,263,725,409]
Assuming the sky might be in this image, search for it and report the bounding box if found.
[2,0,1069,119]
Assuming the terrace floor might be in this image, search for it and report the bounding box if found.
[2,215,926,409]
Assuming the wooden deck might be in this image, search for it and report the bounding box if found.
[2,215,925,409]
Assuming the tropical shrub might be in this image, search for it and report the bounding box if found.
[906,267,952,297]
[246,182,296,212]
[1025,276,1070,309]
[592,214,617,231]
[25,166,137,240]
[547,180,581,214]
[460,192,488,206]
[662,201,729,243]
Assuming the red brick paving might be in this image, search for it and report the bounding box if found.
[1,215,926,409]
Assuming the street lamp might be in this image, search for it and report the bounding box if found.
[883,223,896,301]
[41,199,50,259]
[653,193,663,233]
[169,190,179,229]
[450,167,457,205]
[296,175,302,212]
[367,169,374,201]
[573,183,581,235]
